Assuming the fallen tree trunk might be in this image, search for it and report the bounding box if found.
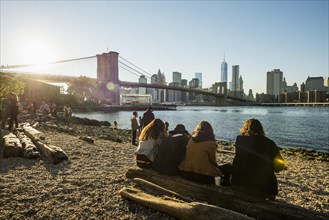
[133,178,194,203]
[23,126,68,164]
[16,132,40,159]
[2,133,23,158]
[120,187,253,220]
[126,167,328,220]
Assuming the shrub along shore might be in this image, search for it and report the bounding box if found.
[0,113,328,219]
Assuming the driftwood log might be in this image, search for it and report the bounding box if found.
[126,167,328,220]
[23,126,68,164]
[120,187,253,220]
[16,132,40,159]
[2,133,23,158]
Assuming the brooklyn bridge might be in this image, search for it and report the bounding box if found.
[1,51,251,105]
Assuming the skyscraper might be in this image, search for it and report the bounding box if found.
[232,65,239,92]
[138,75,147,94]
[221,56,228,82]
[195,72,202,88]
[172,72,182,102]
[173,72,182,84]
[266,69,283,97]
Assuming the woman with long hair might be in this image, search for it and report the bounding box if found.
[232,118,286,198]
[178,121,224,184]
[135,118,166,168]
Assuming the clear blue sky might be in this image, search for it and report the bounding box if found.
[1,0,328,94]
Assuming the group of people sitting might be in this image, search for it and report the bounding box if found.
[133,115,286,199]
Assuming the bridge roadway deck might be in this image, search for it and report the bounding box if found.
[119,81,249,102]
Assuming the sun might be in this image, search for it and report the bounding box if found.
[22,40,56,65]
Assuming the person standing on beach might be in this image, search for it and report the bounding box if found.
[8,93,19,132]
[1,93,11,131]
[232,118,286,199]
[141,106,154,129]
[131,111,139,146]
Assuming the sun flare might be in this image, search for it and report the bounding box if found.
[22,40,56,65]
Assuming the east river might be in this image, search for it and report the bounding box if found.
[74,106,329,152]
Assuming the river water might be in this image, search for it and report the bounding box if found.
[74,106,329,152]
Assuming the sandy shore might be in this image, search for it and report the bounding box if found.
[0,119,328,219]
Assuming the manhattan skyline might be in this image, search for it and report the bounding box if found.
[1,1,328,95]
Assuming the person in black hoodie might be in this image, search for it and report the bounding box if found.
[152,124,191,175]
[232,118,286,198]
[141,106,155,129]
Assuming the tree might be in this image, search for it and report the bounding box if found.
[0,72,25,100]
[67,76,99,104]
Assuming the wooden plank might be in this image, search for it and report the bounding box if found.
[120,187,254,220]
[126,167,328,220]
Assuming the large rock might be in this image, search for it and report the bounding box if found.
[2,133,23,158]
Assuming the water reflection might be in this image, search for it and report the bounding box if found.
[74,106,329,152]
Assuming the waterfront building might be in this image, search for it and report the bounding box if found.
[256,93,275,103]
[172,72,182,102]
[239,75,244,93]
[150,74,158,103]
[150,69,167,103]
[283,77,299,93]
[247,89,254,101]
[181,79,188,103]
[221,56,228,82]
[231,65,239,92]
[304,76,326,91]
[138,75,147,94]
[267,69,283,98]
[167,82,180,102]
[195,72,202,88]
[120,94,152,105]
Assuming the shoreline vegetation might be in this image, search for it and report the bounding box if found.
[0,113,328,219]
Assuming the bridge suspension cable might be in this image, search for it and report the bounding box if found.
[119,56,153,78]
[118,56,168,85]
[0,55,96,69]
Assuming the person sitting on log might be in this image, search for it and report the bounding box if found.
[152,124,191,175]
[232,118,286,199]
[134,118,166,169]
[40,101,50,115]
[178,121,231,185]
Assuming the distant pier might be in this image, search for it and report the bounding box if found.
[260,102,329,107]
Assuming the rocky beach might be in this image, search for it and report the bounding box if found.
[0,115,328,219]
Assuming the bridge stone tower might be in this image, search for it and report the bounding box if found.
[96,51,120,105]
[212,82,227,105]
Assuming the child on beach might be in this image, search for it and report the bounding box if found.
[232,118,286,198]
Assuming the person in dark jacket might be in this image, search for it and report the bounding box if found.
[131,111,139,145]
[141,106,155,129]
[1,93,11,130]
[8,93,19,132]
[232,118,286,198]
[152,124,190,175]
